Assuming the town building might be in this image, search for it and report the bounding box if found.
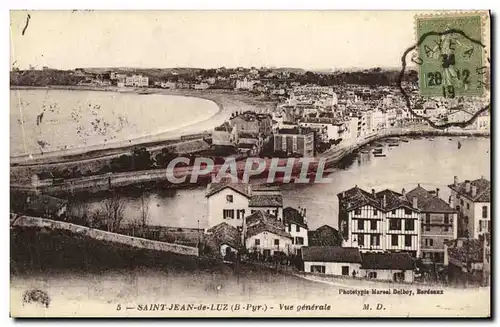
[302,246,362,276]
[448,177,491,239]
[444,235,490,286]
[283,207,309,255]
[244,211,292,257]
[338,186,421,258]
[298,117,343,142]
[235,78,257,90]
[273,127,315,157]
[205,180,283,230]
[205,222,241,261]
[229,111,272,136]
[125,74,149,87]
[360,252,415,283]
[405,185,458,265]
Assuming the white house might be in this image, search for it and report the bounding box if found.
[283,207,309,255]
[125,74,149,87]
[206,180,284,229]
[302,246,362,277]
[448,177,491,239]
[244,211,292,256]
[206,182,251,229]
[236,78,256,90]
[359,252,415,283]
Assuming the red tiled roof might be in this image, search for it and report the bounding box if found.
[302,246,361,263]
[448,178,491,203]
[338,186,417,212]
[206,222,241,249]
[245,211,290,239]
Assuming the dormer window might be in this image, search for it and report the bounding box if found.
[226,195,233,203]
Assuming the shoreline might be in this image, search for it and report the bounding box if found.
[10,86,276,165]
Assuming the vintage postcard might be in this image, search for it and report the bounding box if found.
[9,10,491,318]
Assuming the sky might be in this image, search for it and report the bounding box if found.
[10,10,421,70]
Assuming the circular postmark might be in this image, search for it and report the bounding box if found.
[398,27,490,130]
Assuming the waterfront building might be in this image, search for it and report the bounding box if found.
[206,180,283,229]
[194,82,209,90]
[308,225,343,247]
[283,207,309,255]
[230,111,272,136]
[125,74,149,87]
[405,186,458,265]
[273,127,315,157]
[302,246,362,276]
[448,177,491,239]
[244,211,292,257]
[212,122,237,146]
[337,186,421,258]
[298,117,343,142]
[293,85,334,95]
[360,252,415,283]
[235,78,256,90]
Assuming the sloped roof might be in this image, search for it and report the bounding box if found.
[283,207,307,228]
[206,178,250,198]
[169,139,210,154]
[206,222,241,249]
[361,252,415,270]
[406,185,456,213]
[375,189,413,211]
[249,194,283,207]
[337,186,383,211]
[448,178,491,202]
[302,246,362,263]
[245,211,291,239]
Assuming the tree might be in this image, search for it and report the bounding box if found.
[101,191,125,233]
[139,189,150,228]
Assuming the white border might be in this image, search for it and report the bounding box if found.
[1,1,498,326]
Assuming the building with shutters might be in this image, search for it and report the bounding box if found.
[273,127,315,157]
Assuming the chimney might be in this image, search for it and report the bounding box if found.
[465,180,471,193]
[471,185,477,197]
[383,194,387,207]
[454,176,458,187]
[401,188,406,197]
[436,188,440,197]
[303,208,307,219]
[412,196,418,209]
[371,189,375,197]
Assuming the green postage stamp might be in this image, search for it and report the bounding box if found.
[416,13,487,98]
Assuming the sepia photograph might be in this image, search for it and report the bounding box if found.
[8,9,491,318]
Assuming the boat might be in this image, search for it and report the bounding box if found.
[372,142,384,147]
[448,138,453,141]
[360,149,370,154]
[458,141,462,149]
[401,138,409,143]
[138,90,152,95]
[372,148,383,154]
[374,153,387,157]
[388,142,399,147]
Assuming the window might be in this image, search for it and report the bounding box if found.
[296,225,300,233]
[482,206,488,218]
[405,219,415,231]
[404,208,412,215]
[288,225,292,232]
[236,209,245,220]
[354,208,361,215]
[255,239,260,246]
[391,209,396,215]
[370,220,377,230]
[389,219,401,230]
[466,203,470,210]
[358,219,364,230]
[368,271,378,279]
[223,209,234,219]
[295,237,304,245]
[456,193,460,199]
[460,199,464,205]
[373,209,378,216]
[429,239,434,246]
[226,195,233,203]
[342,266,349,276]
[370,234,380,246]
[391,234,398,246]
[274,239,280,246]
[425,214,431,231]
[357,234,365,246]
[444,214,449,225]
[311,265,326,274]
[405,235,412,247]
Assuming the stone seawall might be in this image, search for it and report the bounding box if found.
[11,215,199,257]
